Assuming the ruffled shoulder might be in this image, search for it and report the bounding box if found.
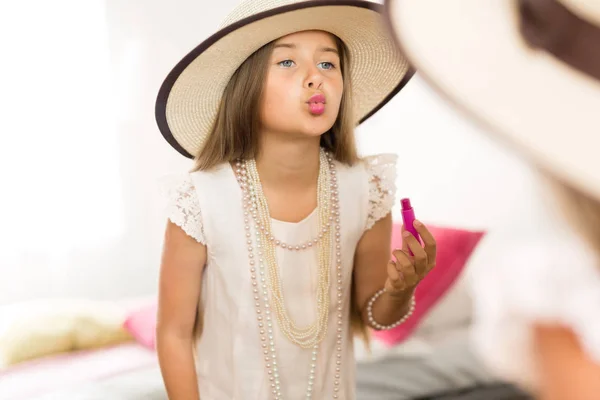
[468,230,600,387]
[363,153,398,231]
[159,173,205,244]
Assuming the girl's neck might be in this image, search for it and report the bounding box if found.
[255,134,322,190]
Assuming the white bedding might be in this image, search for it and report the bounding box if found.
[0,334,526,400]
[0,343,157,400]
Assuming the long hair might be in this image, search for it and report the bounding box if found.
[189,33,370,345]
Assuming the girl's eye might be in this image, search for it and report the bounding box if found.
[278,60,295,68]
[318,62,335,70]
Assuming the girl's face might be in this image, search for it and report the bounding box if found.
[260,30,344,139]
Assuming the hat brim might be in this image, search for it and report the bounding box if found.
[384,0,600,200]
[155,0,414,159]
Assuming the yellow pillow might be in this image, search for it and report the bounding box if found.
[0,299,133,367]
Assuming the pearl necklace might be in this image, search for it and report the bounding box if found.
[234,149,344,399]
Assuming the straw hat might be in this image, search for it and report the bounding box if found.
[383,0,600,199]
[155,0,413,159]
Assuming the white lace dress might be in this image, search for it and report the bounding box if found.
[163,154,398,400]
[468,224,600,391]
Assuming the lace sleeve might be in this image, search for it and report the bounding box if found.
[160,173,206,244]
[364,153,398,231]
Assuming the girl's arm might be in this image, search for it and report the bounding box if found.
[156,220,206,400]
[352,213,413,326]
[533,324,600,400]
[353,213,436,328]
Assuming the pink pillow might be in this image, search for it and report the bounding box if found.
[372,224,485,346]
[123,303,157,350]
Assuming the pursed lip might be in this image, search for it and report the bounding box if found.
[307,94,326,104]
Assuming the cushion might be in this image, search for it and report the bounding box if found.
[123,303,157,350]
[0,299,133,368]
[372,224,485,346]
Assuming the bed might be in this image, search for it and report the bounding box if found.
[0,335,530,400]
[0,231,531,399]
[0,343,158,400]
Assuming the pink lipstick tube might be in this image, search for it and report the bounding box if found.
[400,198,421,254]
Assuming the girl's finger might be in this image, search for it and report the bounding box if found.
[392,249,414,272]
[413,220,437,264]
[400,224,409,254]
[403,231,428,276]
[387,260,402,283]
[387,261,408,292]
[425,261,436,275]
[394,251,419,287]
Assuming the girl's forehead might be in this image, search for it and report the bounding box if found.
[274,30,338,47]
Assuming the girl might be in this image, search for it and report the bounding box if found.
[383,0,600,399]
[154,1,436,399]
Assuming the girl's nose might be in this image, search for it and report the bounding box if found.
[305,67,324,90]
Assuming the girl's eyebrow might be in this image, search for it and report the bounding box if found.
[273,43,296,50]
[318,46,339,56]
[273,43,339,56]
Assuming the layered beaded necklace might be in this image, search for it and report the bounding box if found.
[234,148,344,399]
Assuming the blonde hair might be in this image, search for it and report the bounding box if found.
[190,33,370,344]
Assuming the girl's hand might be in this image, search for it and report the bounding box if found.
[385,220,437,296]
